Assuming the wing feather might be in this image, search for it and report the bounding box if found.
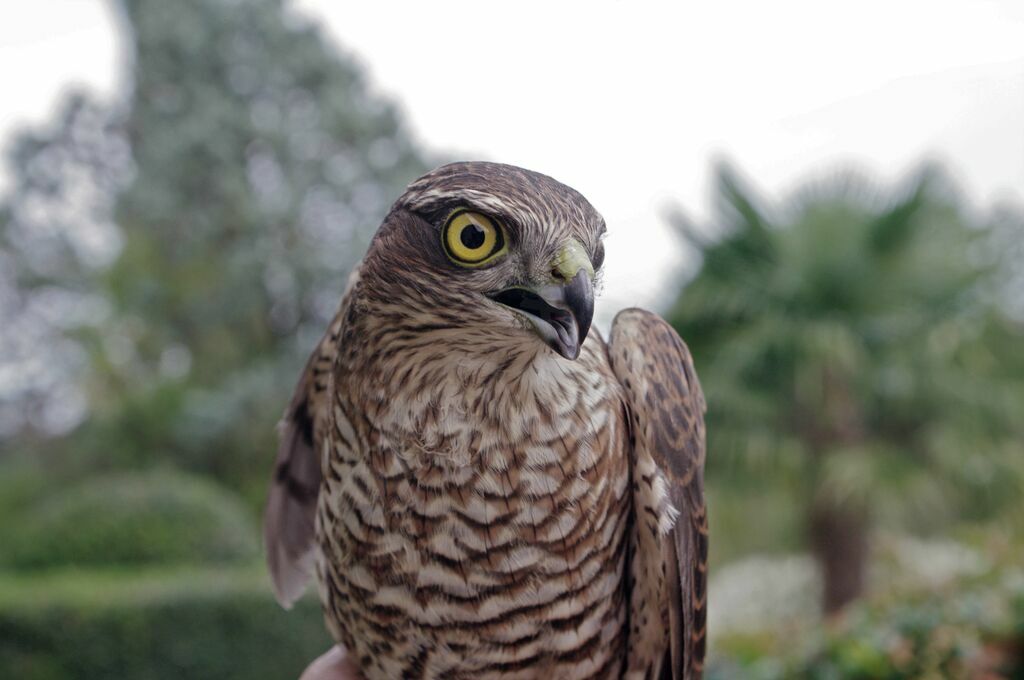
[264,269,358,608]
[609,308,708,680]
[264,367,322,608]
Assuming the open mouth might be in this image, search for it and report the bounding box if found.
[489,287,580,359]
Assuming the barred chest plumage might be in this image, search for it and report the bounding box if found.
[314,330,632,680]
[266,163,709,680]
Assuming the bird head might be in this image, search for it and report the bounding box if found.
[359,162,605,360]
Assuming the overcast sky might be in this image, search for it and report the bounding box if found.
[1,0,1022,317]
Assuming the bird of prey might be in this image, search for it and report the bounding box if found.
[265,162,708,679]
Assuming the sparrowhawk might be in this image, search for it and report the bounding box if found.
[265,162,708,679]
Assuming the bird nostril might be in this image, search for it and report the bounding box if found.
[551,268,564,281]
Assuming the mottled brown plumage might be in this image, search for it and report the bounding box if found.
[265,162,707,679]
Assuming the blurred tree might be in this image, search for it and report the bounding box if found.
[666,164,1024,613]
[0,93,129,439]
[98,0,430,497]
[0,0,431,501]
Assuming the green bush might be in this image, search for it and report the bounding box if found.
[0,470,259,570]
[0,566,331,680]
[810,579,1024,679]
[709,568,1024,679]
[0,459,49,526]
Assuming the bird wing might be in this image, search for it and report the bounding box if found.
[264,269,358,608]
[608,308,708,680]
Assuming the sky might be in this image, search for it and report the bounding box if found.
[1,0,1022,319]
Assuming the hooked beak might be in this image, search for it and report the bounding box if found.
[489,241,595,360]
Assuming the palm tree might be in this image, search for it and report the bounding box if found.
[666,163,1023,613]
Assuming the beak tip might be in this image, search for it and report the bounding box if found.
[566,270,594,345]
[548,270,593,361]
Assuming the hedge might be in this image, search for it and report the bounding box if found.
[0,470,259,571]
[0,565,332,680]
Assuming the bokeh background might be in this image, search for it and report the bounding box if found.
[1,1,1023,678]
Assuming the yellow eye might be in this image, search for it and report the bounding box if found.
[442,210,507,266]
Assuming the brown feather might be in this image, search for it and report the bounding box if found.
[264,369,322,608]
[609,308,708,680]
[265,271,357,608]
[265,164,654,677]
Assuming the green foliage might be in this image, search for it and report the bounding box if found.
[706,479,804,568]
[109,0,429,379]
[0,458,49,524]
[0,92,127,437]
[667,164,1024,535]
[709,568,1024,679]
[91,0,430,496]
[0,567,330,680]
[0,471,258,571]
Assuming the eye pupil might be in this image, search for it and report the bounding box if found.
[460,224,486,250]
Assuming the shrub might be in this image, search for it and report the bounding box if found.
[0,470,259,570]
[0,566,330,680]
[709,568,1024,679]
